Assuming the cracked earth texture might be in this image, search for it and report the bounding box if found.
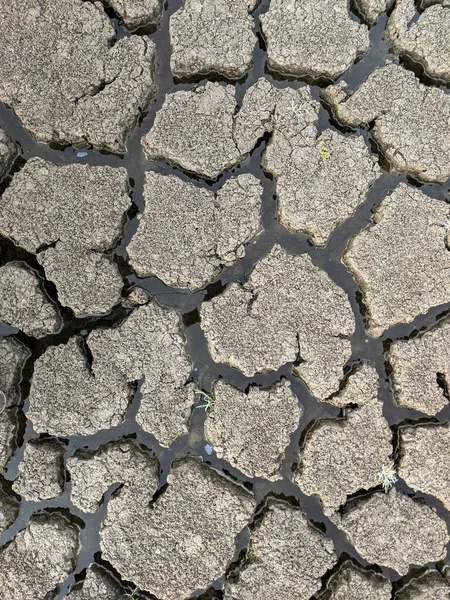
[0,0,450,599]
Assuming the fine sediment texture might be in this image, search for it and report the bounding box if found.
[0,0,449,597]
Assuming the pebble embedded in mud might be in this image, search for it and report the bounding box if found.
[0,0,155,152]
[67,441,159,513]
[395,569,450,599]
[170,0,257,79]
[67,564,124,599]
[0,262,60,337]
[388,319,450,414]
[337,489,448,575]
[100,458,255,600]
[12,439,64,501]
[399,424,450,511]
[323,62,450,183]
[295,363,393,515]
[0,513,79,600]
[345,183,450,337]
[260,0,369,80]
[88,301,193,447]
[127,172,262,289]
[204,379,301,480]
[387,0,450,82]
[27,336,131,437]
[223,501,337,600]
[319,561,392,599]
[200,244,355,400]
[105,0,162,30]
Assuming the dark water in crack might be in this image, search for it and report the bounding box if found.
[0,0,449,598]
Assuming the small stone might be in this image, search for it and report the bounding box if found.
[67,441,159,513]
[338,489,448,575]
[0,483,19,535]
[295,363,392,515]
[323,62,450,183]
[320,561,392,599]
[399,424,450,511]
[170,0,256,79]
[0,262,60,337]
[354,0,394,23]
[205,379,301,480]
[68,564,123,600]
[0,337,29,407]
[0,128,17,180]
[105,0,162,29]
[200,244,355,400]
[260,0,369,80]
[396,570,450,599]
[388,320,450,414]
[127,172,262,289]
[223,501,337,600]
[12,439,64,501]
[344,184,450,337]
[0,513,79,600]
[38,243,124,315]
[27,336,130,437]
[0,0,155,152]
[0,158,131,254]
[100,458,255,599]
[88,302,193,446]
[387,0,450,82]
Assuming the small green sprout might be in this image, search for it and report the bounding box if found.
[290,98,303,123]
[376,462,398,493]
[195,388,215,412]
[123,586,142,599]
[319,146,331,161]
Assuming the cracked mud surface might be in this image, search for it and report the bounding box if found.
[0,0,450,598]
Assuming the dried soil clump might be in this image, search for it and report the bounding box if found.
[0,0,155,152]
[223,501,337,600]
[127,172,262,289]
[337,489,448,575]
[200,244,355,399]
[323,62,450,183]
[344,184,450,336]
[170,0,257,79]
[204,379,301,480]
[100,458,255,599]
